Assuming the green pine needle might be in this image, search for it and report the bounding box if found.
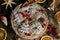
[46,9,58,27]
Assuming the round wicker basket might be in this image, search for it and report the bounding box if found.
[11,3,49,39]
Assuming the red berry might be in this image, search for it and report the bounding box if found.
[19,12,31,18]
[24,33,31,36]
[38,9,44,13]
[25,14,31,18]
[42,24,46,28]
[0,15,4,20]
[48,24,53,27]
[47,24,53,31]
[48,27,52,31]
[19,12,26,17]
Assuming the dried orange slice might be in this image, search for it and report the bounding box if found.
[55,11,60,23]
[0,28,7,40]
[28,0,35,3]
[35,0,46,3]
[41,36,53,40]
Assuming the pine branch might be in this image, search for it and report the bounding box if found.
[46,9,58,27]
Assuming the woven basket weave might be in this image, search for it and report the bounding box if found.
[11,3,49,39]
